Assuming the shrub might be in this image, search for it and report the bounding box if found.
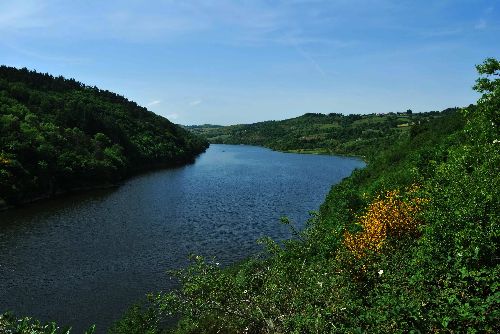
[343,185,428,259]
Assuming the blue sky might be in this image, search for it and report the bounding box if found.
[1,0,498,125]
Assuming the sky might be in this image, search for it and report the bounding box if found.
[0,1,499,125]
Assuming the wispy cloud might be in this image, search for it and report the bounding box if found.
[0,1,52,31]
[189,100,203,107]
[166,113,179,120]
[286,35,328,78]
[3,44,89,65]
[0,0,495,126]
[0,1,352,50]
[147,100,161,107]
[103,9,209,41]
[0,1,288,44]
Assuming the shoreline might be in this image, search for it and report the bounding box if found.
[0,148,208,212]
[281,148,367,161]
[0,183,120,212]
[209,141,368,163]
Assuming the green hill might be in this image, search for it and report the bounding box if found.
[114,59,496,334]
[1,59,498,333]
[0,66,208,208]
[187,109,458,160]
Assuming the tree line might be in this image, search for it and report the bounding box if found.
[0,66,208,207]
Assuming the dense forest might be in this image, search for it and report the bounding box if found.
[0,66,208,209]
[1,59,498,333]
[187,109,458,160]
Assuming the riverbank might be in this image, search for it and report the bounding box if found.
[0,183,120,212]
[0,146,208,212]
[281,147,367,161]
[114,103,499,333]
[186,110,455,163]
[0,66,209,213]
[0,144,365,333]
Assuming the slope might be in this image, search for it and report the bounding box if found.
[0,66,208,208]
[188,110,459,160]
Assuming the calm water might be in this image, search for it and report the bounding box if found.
[0,144,364,333]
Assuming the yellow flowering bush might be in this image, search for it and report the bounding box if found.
[344,185,428,259]
[0,155,10,165]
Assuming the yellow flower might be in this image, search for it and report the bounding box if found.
[343,184,428,259]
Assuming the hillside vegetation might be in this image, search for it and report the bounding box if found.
[0,66,208,208]
[188,109,457,160]
[1,59,498,333]
[114,59,497,334]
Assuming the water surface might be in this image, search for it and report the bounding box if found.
[0,144,364,332]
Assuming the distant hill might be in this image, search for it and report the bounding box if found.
[0,66,208,207]
[187,110,458,159]
[114,60,497,334]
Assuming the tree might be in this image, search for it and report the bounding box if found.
[469,57,499,143]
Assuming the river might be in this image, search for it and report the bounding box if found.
[0,144,364,332]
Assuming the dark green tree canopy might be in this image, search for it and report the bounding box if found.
[0,66,208,206]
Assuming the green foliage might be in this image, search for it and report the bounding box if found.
[0,312,95,334]
[108,302,162,334]
[6,60,499,333]
[112,59,497,333]
[0,66,208,206]
[187,109,453,161]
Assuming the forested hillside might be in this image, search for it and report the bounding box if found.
[107,59,497,333]
[188,110,457,159]
[0,66,208,208]
[1,59,498,333]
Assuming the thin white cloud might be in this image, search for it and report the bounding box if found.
[279,36,356,47]
[166,113,179,120]
[235,32,357,48]
[3,44,89,65]
[189,100,203,106]
[0,1,287,43]
[0,1,356,50]
[104,9,209,41]
[287,35,328,78]
[0,1,52,31]
[147,100,161,107]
